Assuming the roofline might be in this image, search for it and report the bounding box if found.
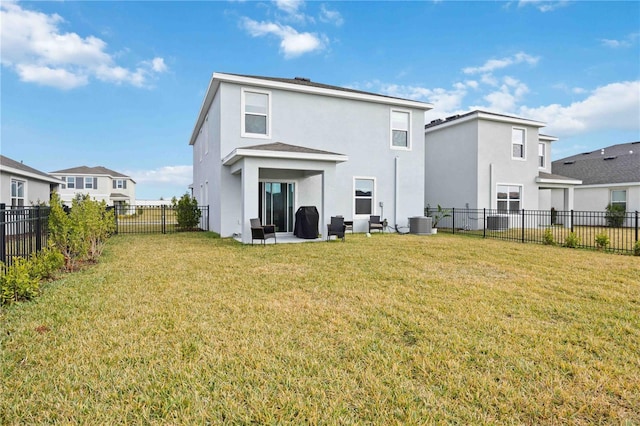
[536,176,582,185]
[1,165,63,185]
[569,182,640,189]
[222,147,348,166]
[189,72,434,146]
[425,110,546,133]
[539,134,558,142]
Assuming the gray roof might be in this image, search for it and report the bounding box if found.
[50,165,130,178]
[0,155,60,182]
[226,73,417,103]
[240,142,342,156]
[552,141,640,185]
[425,110,544,129]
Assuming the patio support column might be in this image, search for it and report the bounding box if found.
[241,159,260,244]
[563,187,575,229]
[321,166,337,238]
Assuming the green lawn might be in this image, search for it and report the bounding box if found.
[1,233,639,424]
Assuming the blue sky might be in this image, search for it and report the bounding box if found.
[1,0,639,200]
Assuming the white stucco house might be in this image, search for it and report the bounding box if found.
[0,155,62,207]
[189,72,433,243]
[424,111,581,223]
[49,166,136,208]
[552,142,640,214]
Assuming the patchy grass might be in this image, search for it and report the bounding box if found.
[1,233,639,424]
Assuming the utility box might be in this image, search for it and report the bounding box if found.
[487,215,509,231]
[409,216,432,235]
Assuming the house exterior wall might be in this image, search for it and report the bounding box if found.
[196,80,427,238]
[424,120,478,209]
[0,171,54,206]
[572,184,640,212]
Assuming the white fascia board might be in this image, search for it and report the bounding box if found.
[536,176,582,185]
[2,166,63,184]
[214,73,434,111]
[573,182,640,189]
[222,148,348,166]
[539,134,559,142]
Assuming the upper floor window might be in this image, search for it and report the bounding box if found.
[113,179,127,190]
[242,89,270,138]
[538,143,546,168]
[66,176,76,189]
[61,176,66,189]
[611,190,627,211]
[512,128,525,159]
[11,179,25,207]
[391,110,411,149]
[497,184,521,212]
[354,178,375,216]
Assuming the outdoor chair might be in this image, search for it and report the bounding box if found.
[369,215,384,233]
[326,216,346,242]
[250,218,276,245]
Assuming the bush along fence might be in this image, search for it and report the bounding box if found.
[0,204,51,267]
[425,207,640,255]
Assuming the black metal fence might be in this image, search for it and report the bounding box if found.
[426,207,639,255]
[0,204,51,266]
[113,204,209,234]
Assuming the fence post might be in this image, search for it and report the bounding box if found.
[162,204,166,234]
[635,211,638,243]
[521,209,525,243]
[452,208,455,234]
[483,208,486,238]
[570,210,574,233]
[206,205,210,231]
[35,205,42,252]
[114,204,119,234]
[0,203,6,265]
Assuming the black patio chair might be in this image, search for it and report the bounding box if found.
[369,215,384,233]
[327,216,346,242]
[250,218,276,245]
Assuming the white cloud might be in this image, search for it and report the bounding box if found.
[319,4,344,26]
[240,17,327,58]
[0,2,167,89]
[129,165,193,185]
[600,32,639,49]
[519,81,640,136]
[480,77,529,113]
[463,52,539,74]
[517,0,570,12]
[273,0,311,23]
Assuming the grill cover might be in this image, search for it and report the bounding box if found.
[294,206,319,239]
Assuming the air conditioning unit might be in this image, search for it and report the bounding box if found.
[487,215,508,231]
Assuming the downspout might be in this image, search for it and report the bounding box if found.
[394,156,399,227]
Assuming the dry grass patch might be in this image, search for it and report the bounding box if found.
[1,232,639,424]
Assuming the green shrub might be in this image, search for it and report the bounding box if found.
[543,228,555,245]
[172,193,202,230]
[594,233,610,250]
[605,203,626,228]
[564,232,580,248]
[28,248,65,281]
[634,241,640,256]
[1,258,40,306]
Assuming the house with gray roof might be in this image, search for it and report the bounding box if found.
[0,155,62,207]
[552,142,640,214]
[424,110,581,229]
[49,166,136,208]
[189,72,433,242]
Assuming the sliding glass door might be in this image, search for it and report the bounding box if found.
[259,182,295,232]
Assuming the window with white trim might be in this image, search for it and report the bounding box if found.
[66,176,76,189]
[242,89,270,138]
[84,177,97,190]
[391,110,410,149]
[113,179,127,190]
[512,128,525,159]
[11,179,25,207]
[538,143,545,168]
[497,185,522,212]
[61,176,67,189]
[354,178,375,216]
[611,190,627,211]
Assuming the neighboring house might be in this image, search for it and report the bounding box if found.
[49,166,136,208]
[0,155,62,207]
[189,72,433,243]
[552,142,640,216]
[424,111,581,228]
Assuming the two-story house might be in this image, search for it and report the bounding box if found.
[424,111,581,228]
[189,73,433,243]
[0,155,62,207]
[49,166,136,208]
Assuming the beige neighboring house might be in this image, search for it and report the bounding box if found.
[49,166,136,208]
[0,155,62,207]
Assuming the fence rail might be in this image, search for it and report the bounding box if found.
[113,204,209,234]
[425,207,639,255]
[0,204,50,266]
